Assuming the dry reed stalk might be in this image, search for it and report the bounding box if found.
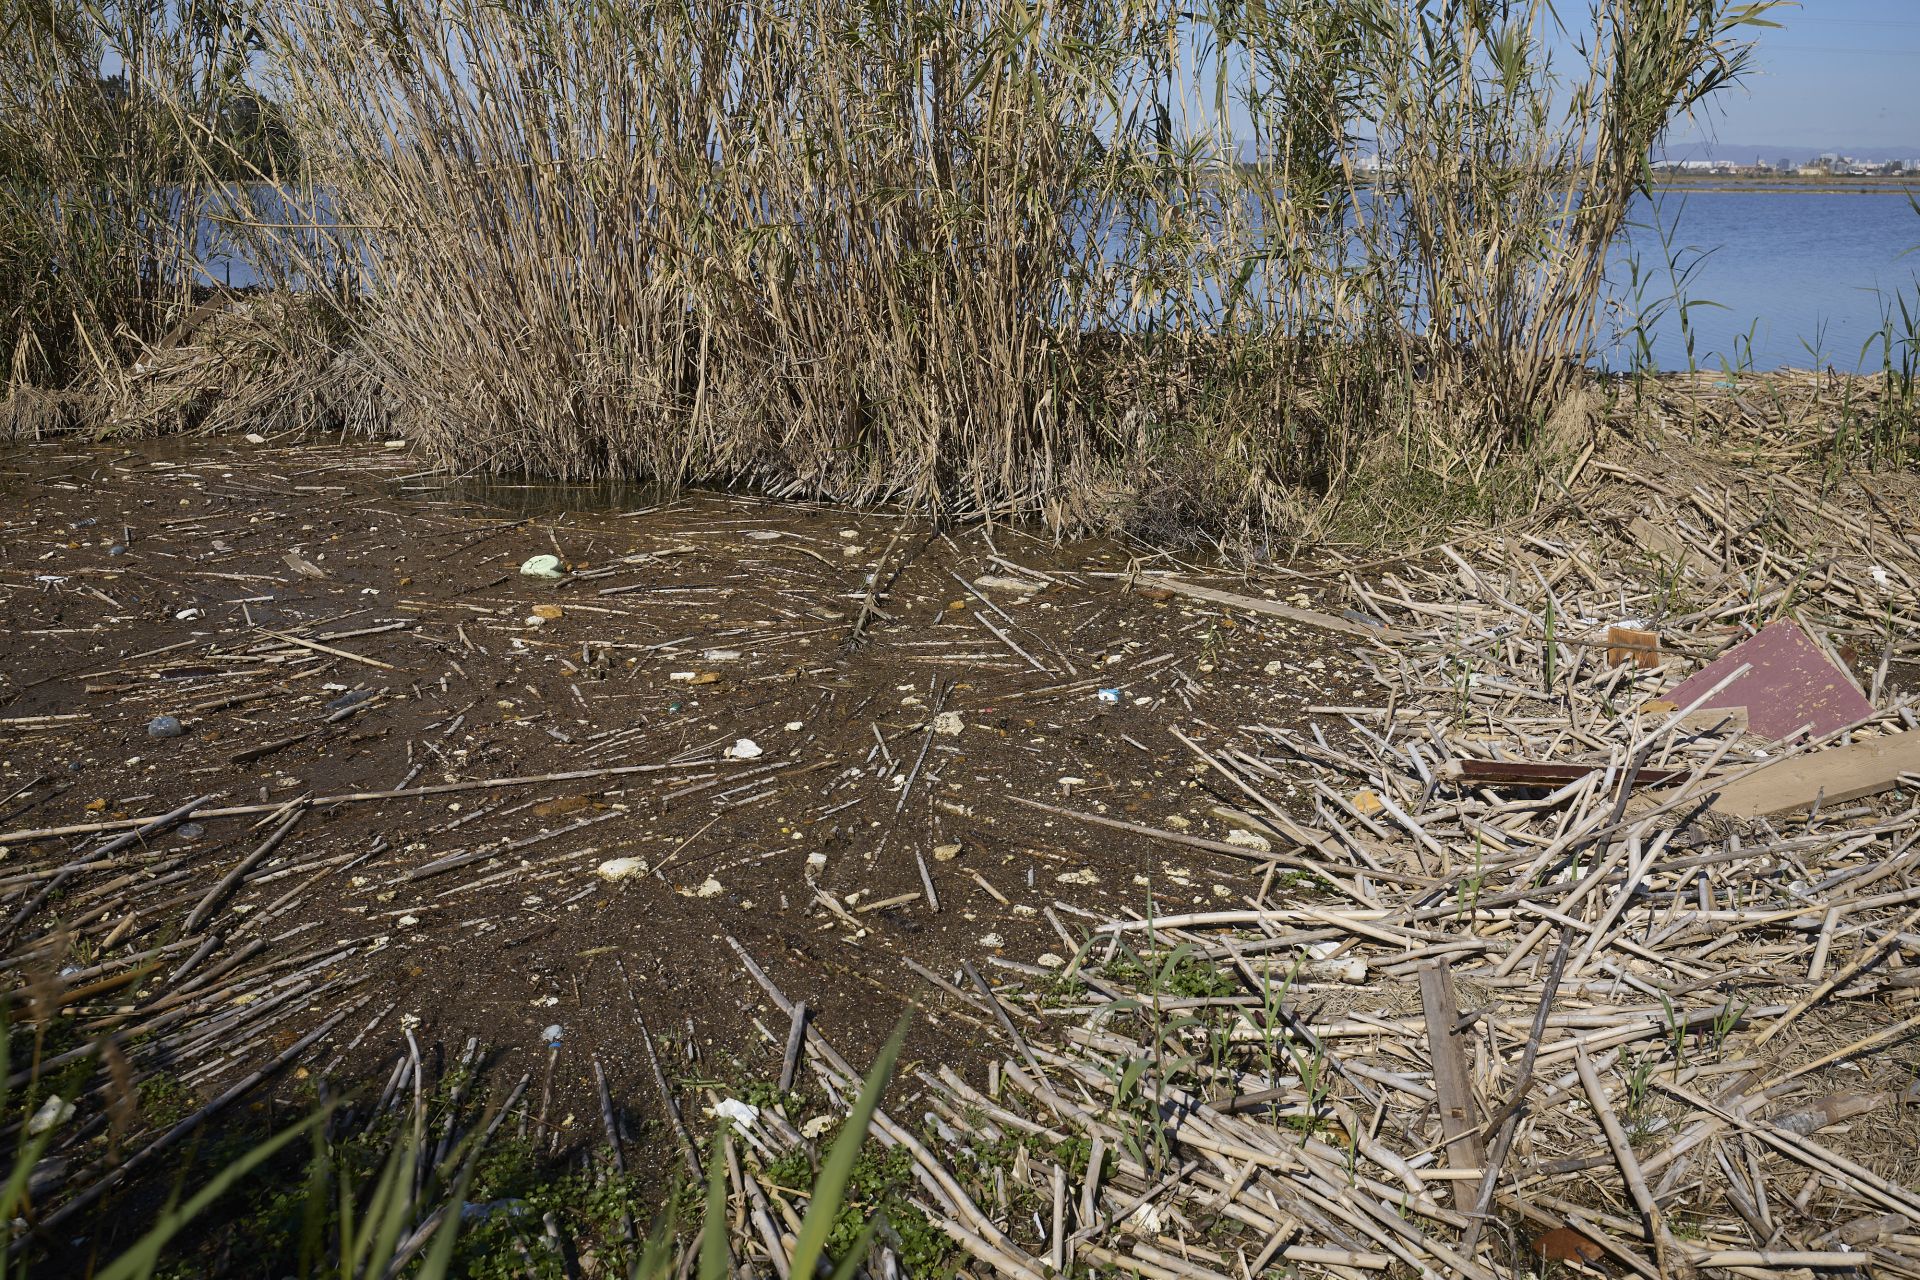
[117,0,1781,533]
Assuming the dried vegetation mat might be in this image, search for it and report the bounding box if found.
[5,374,1920,1277]
[708,377,1920,1279]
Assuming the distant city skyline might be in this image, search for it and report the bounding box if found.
[1663,0,1916,152]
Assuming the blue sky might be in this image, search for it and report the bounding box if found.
[91,0,1917,156]
[1666,1,1919,152]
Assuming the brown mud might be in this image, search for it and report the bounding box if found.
[0,434,1368,1253]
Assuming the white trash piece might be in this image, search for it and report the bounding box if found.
[710,1098,760,1129]
[596,857,646,882]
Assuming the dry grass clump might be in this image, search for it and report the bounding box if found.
[95,292,386,439]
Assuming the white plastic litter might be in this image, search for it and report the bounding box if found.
[27,1095,72,1137]
[1225,829,1273,853]
[976,574,1045,594]
[596,857,646,882]
[710,1098,760,1129]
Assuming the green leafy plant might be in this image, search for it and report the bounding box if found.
[1,1010,912,1280]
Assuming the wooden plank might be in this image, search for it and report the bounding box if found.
[1666,618,1871,743]
[1437,759,1691,789]
[1418,958,1484,1212]
[1704,730,1920,818]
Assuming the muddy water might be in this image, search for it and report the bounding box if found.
[393,474,680,520]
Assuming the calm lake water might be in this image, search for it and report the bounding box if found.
[194,186,1920,375]
[1605,189,1920,373]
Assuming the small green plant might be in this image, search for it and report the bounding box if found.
[1154,948,1240,1001]
[1649,548,1689,622]
[1291,1043,1333,1139]
[1098,1053,1147,1170]
[138,1072,193,1129]
[1622,1051,1656,1134]
[1449,654,1478,726]
[1197,619,1227,668]
[737,1080,806,1114]
[1659,992,1689,1073]
[1706,999,1749,1056]
[1457,837,1488,924]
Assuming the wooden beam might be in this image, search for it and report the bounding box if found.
[1418,957,1485,1212]
[1705,730,1920,818]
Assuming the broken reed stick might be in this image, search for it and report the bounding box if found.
[256,626,400,670]
[976,612,1049,674]
[635,1011,701,1182]
[1576,1046,1665,1263]
[915,852,940,913]
[962,961,1047,1082]
[1087,572,1404,641]
[849,531,904,642]
[1007,795,1427,887]
[1461,924,1572,1253]
[0,757,745,844]
[778,1002,809,1095]
[83,791,225,862]
[182,805,305,933]
[892,682,946,817]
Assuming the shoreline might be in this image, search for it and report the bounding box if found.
[1650,175,1920,195]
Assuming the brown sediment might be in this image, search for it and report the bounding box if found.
[7,368,1920,1272]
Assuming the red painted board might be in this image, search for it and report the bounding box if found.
[1666,619,1872,743]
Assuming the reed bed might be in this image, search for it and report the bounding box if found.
[250,0,1778,529]
[7,0,1801,533]
[0,0,285,411]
